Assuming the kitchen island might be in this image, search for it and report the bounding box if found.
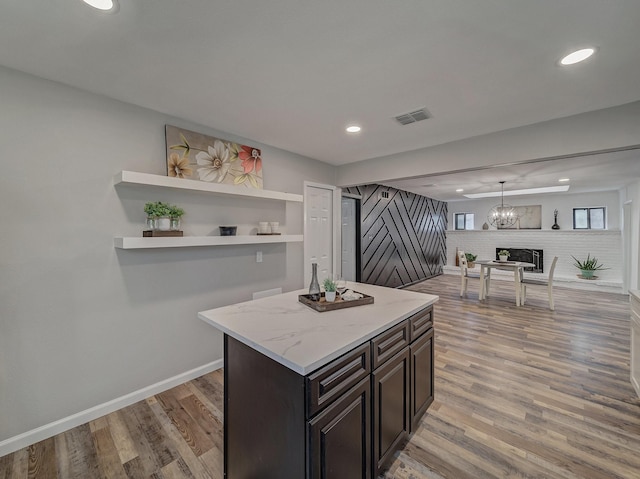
[198,282,438,479]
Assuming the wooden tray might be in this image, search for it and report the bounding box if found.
[298,291,374,312]
[143,230,184,237]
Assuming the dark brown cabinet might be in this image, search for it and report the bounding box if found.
[223,305,434,479]
[372,306,434,475]
[372,348,410,476]
[410,327,434,432]
[308,377,371,479]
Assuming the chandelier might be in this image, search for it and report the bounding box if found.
[487,181,518,228]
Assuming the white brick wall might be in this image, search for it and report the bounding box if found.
[447,230,622,291]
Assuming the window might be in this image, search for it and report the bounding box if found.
[454,213,474,230]
[573,207,606,229]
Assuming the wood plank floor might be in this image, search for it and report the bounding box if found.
[2,275,639,478]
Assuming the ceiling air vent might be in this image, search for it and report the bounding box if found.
[394,108,430,126]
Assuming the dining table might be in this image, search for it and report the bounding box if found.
[477,260,537,306]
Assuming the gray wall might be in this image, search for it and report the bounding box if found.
[0,66,334,443]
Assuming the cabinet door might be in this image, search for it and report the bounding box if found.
[372,348,410,477]
[308,377,370,479]
[410,328,434,433]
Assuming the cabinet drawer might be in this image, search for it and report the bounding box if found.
[409,306,433,342]
[307,342,371,417]
[371,320,410,370]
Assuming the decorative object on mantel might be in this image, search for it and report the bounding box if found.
[219,226,237,236]
[323,277,337,302]
[482,222,489,230]
[552,209,560,229]
[143,201,184,233]
[487,181,518,228]
[500,205,542,229]
[498,249,510,262]
[298,290,374,312]
[165,125,263,189]
[572,254,608,279]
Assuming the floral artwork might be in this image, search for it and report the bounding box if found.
[165,125,263,189]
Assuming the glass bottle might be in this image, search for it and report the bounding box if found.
[308,263,321,301]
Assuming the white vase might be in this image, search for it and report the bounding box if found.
[499,255,508,262]
[156,217,171,231]
[325,291,336,302]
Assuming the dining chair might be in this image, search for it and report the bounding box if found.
[458,250,487,297]
[520,256,558,310]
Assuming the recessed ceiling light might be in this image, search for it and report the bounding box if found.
[560,48,595,66]
[82,0,118,12]
[558,178,570,182]
[456,188,464,193]
[346,125,361,133]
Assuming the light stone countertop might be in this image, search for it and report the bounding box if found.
[198,282,438,375]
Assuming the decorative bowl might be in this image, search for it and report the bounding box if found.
[219,226,237,236]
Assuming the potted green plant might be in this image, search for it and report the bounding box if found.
[323,277,337,302]
[572,254,608,279]
[144,201,173,230]
[168,205,185,230]
[498,250,510,262]
[465,253,477,268]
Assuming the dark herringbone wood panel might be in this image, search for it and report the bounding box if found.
[345,185,447,287]
[2,275,638,478]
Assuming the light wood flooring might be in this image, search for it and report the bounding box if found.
[2,274,639,478]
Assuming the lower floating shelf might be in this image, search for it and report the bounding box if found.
[114,234,303,249]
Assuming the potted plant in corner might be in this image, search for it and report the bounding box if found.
[144,201,173,230]
[323,277,337,302]
[572,254,608,279]
[465,253,477,268]
[498,249,510,262]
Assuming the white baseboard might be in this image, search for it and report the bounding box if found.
[0,359,223,458]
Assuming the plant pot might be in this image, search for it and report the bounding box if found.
[145,216,156,230]
[170,217,181,231]
[156,217,171,231]
[581,269,595,279]
[499,255,508,262]
[468,262,475,268]
[325,291,336,302]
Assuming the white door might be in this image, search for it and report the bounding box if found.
[304,182,340,287]
[341,196,357,282]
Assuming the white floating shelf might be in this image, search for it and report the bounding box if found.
[114,235,304,249]
[114,171,303,203]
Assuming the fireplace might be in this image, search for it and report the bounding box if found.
[496,248,543,273]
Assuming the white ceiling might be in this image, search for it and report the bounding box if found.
[1,0,640,196]
[382,148,640,201]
